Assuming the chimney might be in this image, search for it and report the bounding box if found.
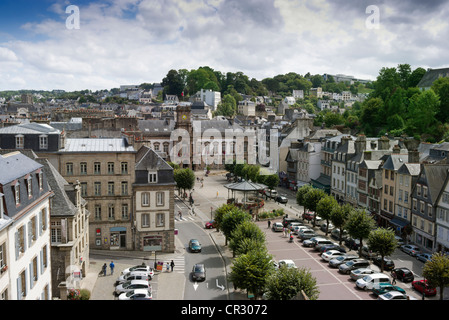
[408,149,420,163]
[355,134,366,154]
[392,144,401,154]
[378,135,390,150]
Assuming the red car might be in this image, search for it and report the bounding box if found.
[205,220,217,229]
[302,212,315,221]
[412,280,437,296]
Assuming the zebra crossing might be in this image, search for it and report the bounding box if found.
[161,256,185,274]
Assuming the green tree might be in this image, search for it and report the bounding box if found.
[303,188,326,227]
[263,174,280,192]
[214,204,237,231]
[162,69,184,97]
[422,252,449,300]
[229,220,266,257]
[406,90,439,136]
[296,185,314,214]
[330,204,353,245]
[345,209,376,257]
[220,207,252,245]
[173,168,195,196]
[367,228,397,273]
[316,195,339,235]
[264,266,320,300]
[431,77,449,123]
[215,94,237,117]
[229,247,274,299]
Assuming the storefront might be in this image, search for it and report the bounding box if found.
[110,227,127,249]
[143,235,163,251]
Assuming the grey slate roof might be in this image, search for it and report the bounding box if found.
[0,122,61,135]
[0,151,43,185]
[382,154,409,171]
[61,138,135,153]
[135,145,173,171]
[417,68,449,88]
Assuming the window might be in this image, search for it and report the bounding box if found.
[0,242,6,273]
[51,221,62,243]
[18,270,26,299]
[108,182,114,196]
[94,162,101,174]
[38,172,43,191]
[94,205,101,220]
[121,162,128,174]
[156,213,165,227]
[94,182,101,196]
[81,182,87,197]
[29,216,37,245]
[14,183,20,206]
[121,204,129,219]
[108,205,115,220]
[16,226,25,259]
[39,135,48,150]
[148,172,157,183]
[121,182,128,196]
[27,176,32,198]
[108,162,114,175]
[154,143,160,151]
[142,214,150,227]
[163,143,169,154]
[156,192,164,206]
[142,192,150,206]
[66,163,73,176]
[80,162,87,175]
[423,186,428,198]
[15,135,24,149]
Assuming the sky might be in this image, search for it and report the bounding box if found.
[0,0,448,91]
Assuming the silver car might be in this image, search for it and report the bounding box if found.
[115,280,151,296]
[400,244,421,256]
[329,254,359,268]
[349,268,375,280]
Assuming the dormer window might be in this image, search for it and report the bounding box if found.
[12,181,20,206]
[148,172,157,183]
[26,175,32,198]
[39,135,48,150]
[15,135,24,149]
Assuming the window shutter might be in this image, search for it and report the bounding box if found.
[39,210,43,236]
[28,221,33,248]
[29,262,34,289]
[15,231,20,260]
[17,277,22,300]
[23,224,27,252]
[40,250,44,275]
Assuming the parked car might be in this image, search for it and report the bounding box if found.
[303,236,326,248]
[298,229,317,241]
[360,245,378,259]
[378,291,417,300]
[118,288,153,300]
[344,237,361,250]
[321,250,345,261]
[205,220,217,229]
[416,253,432,263]
[115,280,151,296]
[272,222,284,232]
[302,212,315,221]
[189,239,202,253]
[320,222,334,232]
[356,273,390,290]
[411,280,437,296]
[400,244,421,256]
[320,244,347,254]
[282,217,302,227]
[268,190,278,199]
[191,264,206,282]
[391,267,415,282]
[275,195,288,204]
[314,239,337,251]
[293,225,313,235]
[372,283,406,297]
[394,236,405,246]
[331,228,349,241]
[121,265,154,279]
[329,254,359,268]
[116,271,152,285]
[349,268,375,280]
[278,259,297,269]
[373,256,395,271]
[288,222,304,231]
[339,259,370,274]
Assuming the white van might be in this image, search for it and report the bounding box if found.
[355,273,390,290]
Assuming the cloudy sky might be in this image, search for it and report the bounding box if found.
[0,0,448,91]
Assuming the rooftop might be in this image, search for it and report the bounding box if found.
[60,138,135,153]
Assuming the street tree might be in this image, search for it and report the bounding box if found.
[214,204,236,232]
[296,184,313,214]
[422,252,449,300]
[264,174,280,192]
[330,204,353,245]
[264,266,320,300]
[229,247,274,299]
[303,188,326,227]
[316,195,339,235]
[345,208,376,257]
[229,220,266,257]
[220,207,252,245]
[173,168,195,197]
[367,228,397,272]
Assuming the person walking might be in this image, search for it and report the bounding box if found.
[102,263,107,276]
[166,262,170,272]
[109,261,115,275]
[267,220,271,229]
[170,260,175,272]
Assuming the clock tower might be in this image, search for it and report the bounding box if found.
[175,105,194,169]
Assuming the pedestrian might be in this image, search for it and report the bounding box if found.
[102,263,107,276]
[166,262,170,272]
[283,227,286,237]
[267,220,271,229]
[109,261,115,275]
[170,260,175,272]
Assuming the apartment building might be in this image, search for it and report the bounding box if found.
[0,152,53,300]
[57,138,136,250]
[133,146,176,253]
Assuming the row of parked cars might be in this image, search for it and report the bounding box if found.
[275,217,437,299]
[114,264,154,300]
